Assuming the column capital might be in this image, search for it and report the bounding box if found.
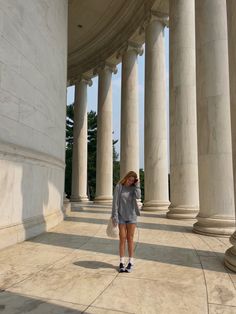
[140,11,169,34]
[116,41,143,60]
[93,61,118,76]
[75,74,93,87]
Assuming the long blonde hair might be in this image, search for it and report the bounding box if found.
[119,171,138,185]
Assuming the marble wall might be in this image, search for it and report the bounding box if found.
[0,0,68,249]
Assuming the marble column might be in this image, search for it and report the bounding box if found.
[167,0,199,219]
[120,43,142,179]
[94,63,117,205]
[143,13,170,211]
[193,0,235,236]
[225,0,236,271]
[71,77,92,203]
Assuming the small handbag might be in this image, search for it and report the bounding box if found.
[106,217,118,238]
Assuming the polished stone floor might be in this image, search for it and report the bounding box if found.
[0,205,236,314]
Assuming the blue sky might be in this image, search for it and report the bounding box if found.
[67,28,169,169]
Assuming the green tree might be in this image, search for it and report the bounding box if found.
[87,110,97,199]
[65,104,74,197]
[139,168,144,202]
[113,137,120,188]
[65,105,120,199]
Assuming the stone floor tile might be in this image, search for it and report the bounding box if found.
[209,303,236,314]
[40,250,119,276]
[0,243,72,290]
[200,256,236,306]
[0,291,86,313]
[219,238,232,246]
[93,276,208,314]
[184,233,218,257]
[86,306,134,314]
[0,206,235,313]
[80,237,120,256]
[200,236,230,254]
[29,230,97,251]
[138,228,193,248]
[134,240,200,266]
[126,259,203,283]
[7,261,115,306]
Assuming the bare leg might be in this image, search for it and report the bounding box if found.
[119,224,127,258]
[127,223,136,258]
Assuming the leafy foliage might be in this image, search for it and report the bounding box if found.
[65,105,120,200]
[87,110,97,199]
[139,168,144,202]
[113,137,120,188]
[65,104,74,197]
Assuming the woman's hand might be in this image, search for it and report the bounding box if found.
[112,217,118,227]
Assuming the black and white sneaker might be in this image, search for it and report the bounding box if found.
[119,263,126,273]
[125,262,134,273]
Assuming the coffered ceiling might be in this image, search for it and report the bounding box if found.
[68,0,168,83]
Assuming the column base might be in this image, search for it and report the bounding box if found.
[93,195,113,206]
[224,232,236,272]
[70,195,90,204]
[142,200,170,211]
[166,205,199,220]
[193,215,235,237]
[63,198,71,214]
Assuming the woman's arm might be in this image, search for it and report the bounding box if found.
[134,182,141,199]
[111,184,120,223]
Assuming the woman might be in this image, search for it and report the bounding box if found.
[112,171,141,273]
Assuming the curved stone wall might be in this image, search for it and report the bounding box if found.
[0,0,68,249]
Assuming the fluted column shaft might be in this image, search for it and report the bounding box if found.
[94,64,116,204]
[143,14,169,211]
[193,0,235,236]
[71,78,91,202]
[167,0,199,219]
[225,0,236,271]
[120,44,142,178]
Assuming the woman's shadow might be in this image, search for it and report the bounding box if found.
[73,261,117,270]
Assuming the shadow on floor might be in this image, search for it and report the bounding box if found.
[65,216,193,233]
[28,232,227,272]
[0,290,89,314]
[73,260,117,270]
